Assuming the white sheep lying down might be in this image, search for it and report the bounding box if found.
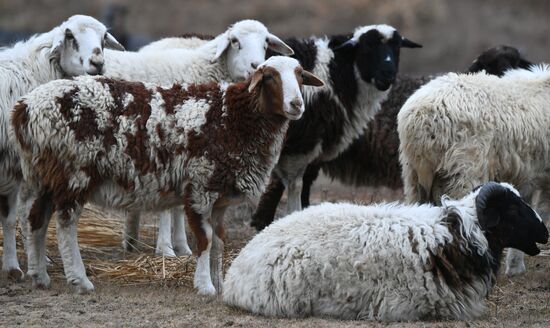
[223,182,548,321]
[397,64,550,276]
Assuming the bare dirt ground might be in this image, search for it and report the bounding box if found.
[1,177,549,327]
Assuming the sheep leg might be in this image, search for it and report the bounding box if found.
[25,191,54,289]
[172,207,192,256]
[185,199,215,295]
[210,206,227,295]
[155,210,176,257]
[1,189,24,281]
[251,176,285,231]
[123,211,141,252]
[301,163,321,208]
[55,204,94,294]
[286,178,303,214]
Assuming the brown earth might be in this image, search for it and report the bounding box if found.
[1,177,549,327]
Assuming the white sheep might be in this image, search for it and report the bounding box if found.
[12,56,324,295]
[223,182,548,321]
[397,64,550,276]
[98,19,293,256]
[0,14,123,280]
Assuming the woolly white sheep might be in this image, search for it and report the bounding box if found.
[0,14,123,281]
[397,64,550,276]
[12,56,324,295]
[223,182,548,321]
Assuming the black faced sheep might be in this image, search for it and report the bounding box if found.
[224,182,548,321]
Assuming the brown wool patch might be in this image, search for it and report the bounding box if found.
[11,101,31,151]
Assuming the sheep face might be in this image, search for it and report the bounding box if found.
[336,25,421,91]
[248,56,323,120]
[468,45,533,76]
[50,15,124,76]
[476,182,549,256]
[212,20,294,81]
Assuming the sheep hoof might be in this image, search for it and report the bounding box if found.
[6,267,24,282]
[155,246,176,257]
[196,283,217,296]
[29,271,50,289]
[174,244,193,256]
[69,278,95,294]
[505,263,526,276]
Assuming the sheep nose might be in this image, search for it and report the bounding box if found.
[251,62,259,69]
[89,59,104,74]
[290,98,303,110]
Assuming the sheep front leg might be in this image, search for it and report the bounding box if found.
[1,189,24,281]
[286,178,303,214]
[55,205,94,294]
[155,210,176,257]
[210,206,227,294]
[251,176,285,231]
[185,200,215,295]
[123,211,141,252]
[172,207,192,256]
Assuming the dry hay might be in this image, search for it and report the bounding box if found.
[0,204,242,288]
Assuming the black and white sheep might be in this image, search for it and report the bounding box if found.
[0,14,123,281]
[248,24,422,230]
[299,45,533,208]
[11,56,324,295]
[398,64,550,276]
[224,182,548,321]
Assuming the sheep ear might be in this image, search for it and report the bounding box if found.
[105,32,125,51]
[267,34,294,56]
[49,28,65,58]
[212,32,231,62]
[518,58,533,70]
[302,70,324,87]
[468,59,483,73]
[248,69,263,93]
[401,37,422,48]
[476,182,507,230]
[334,39,357,51]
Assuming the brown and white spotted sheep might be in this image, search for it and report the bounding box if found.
[12,56,324,295]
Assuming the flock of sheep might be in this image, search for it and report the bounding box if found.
[0,14,549,322]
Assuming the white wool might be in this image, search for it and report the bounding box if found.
[352,24,396,41]
[224,186,495,321]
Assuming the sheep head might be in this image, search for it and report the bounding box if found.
[212,20,294,81]
[248,56,323,120]
[475,181,549,255]
[50,14,124,76]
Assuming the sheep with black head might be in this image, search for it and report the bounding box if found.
[224,182,548,321]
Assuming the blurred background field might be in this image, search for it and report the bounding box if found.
[1,0,549,74]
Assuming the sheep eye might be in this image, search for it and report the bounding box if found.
[65,30,74,41]
[263,73,273,81]
[230,37,240,48]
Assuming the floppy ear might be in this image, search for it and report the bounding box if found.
[401,37,422,48]
[302,70,324,87]
[49,27,66,59]
[248,69,263,93]
[212,31,231,62]
[334,38,357,51]
[468,59,483,73]
[105,32,125,51]
[518,58,533,70]
[267,34,294,56]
